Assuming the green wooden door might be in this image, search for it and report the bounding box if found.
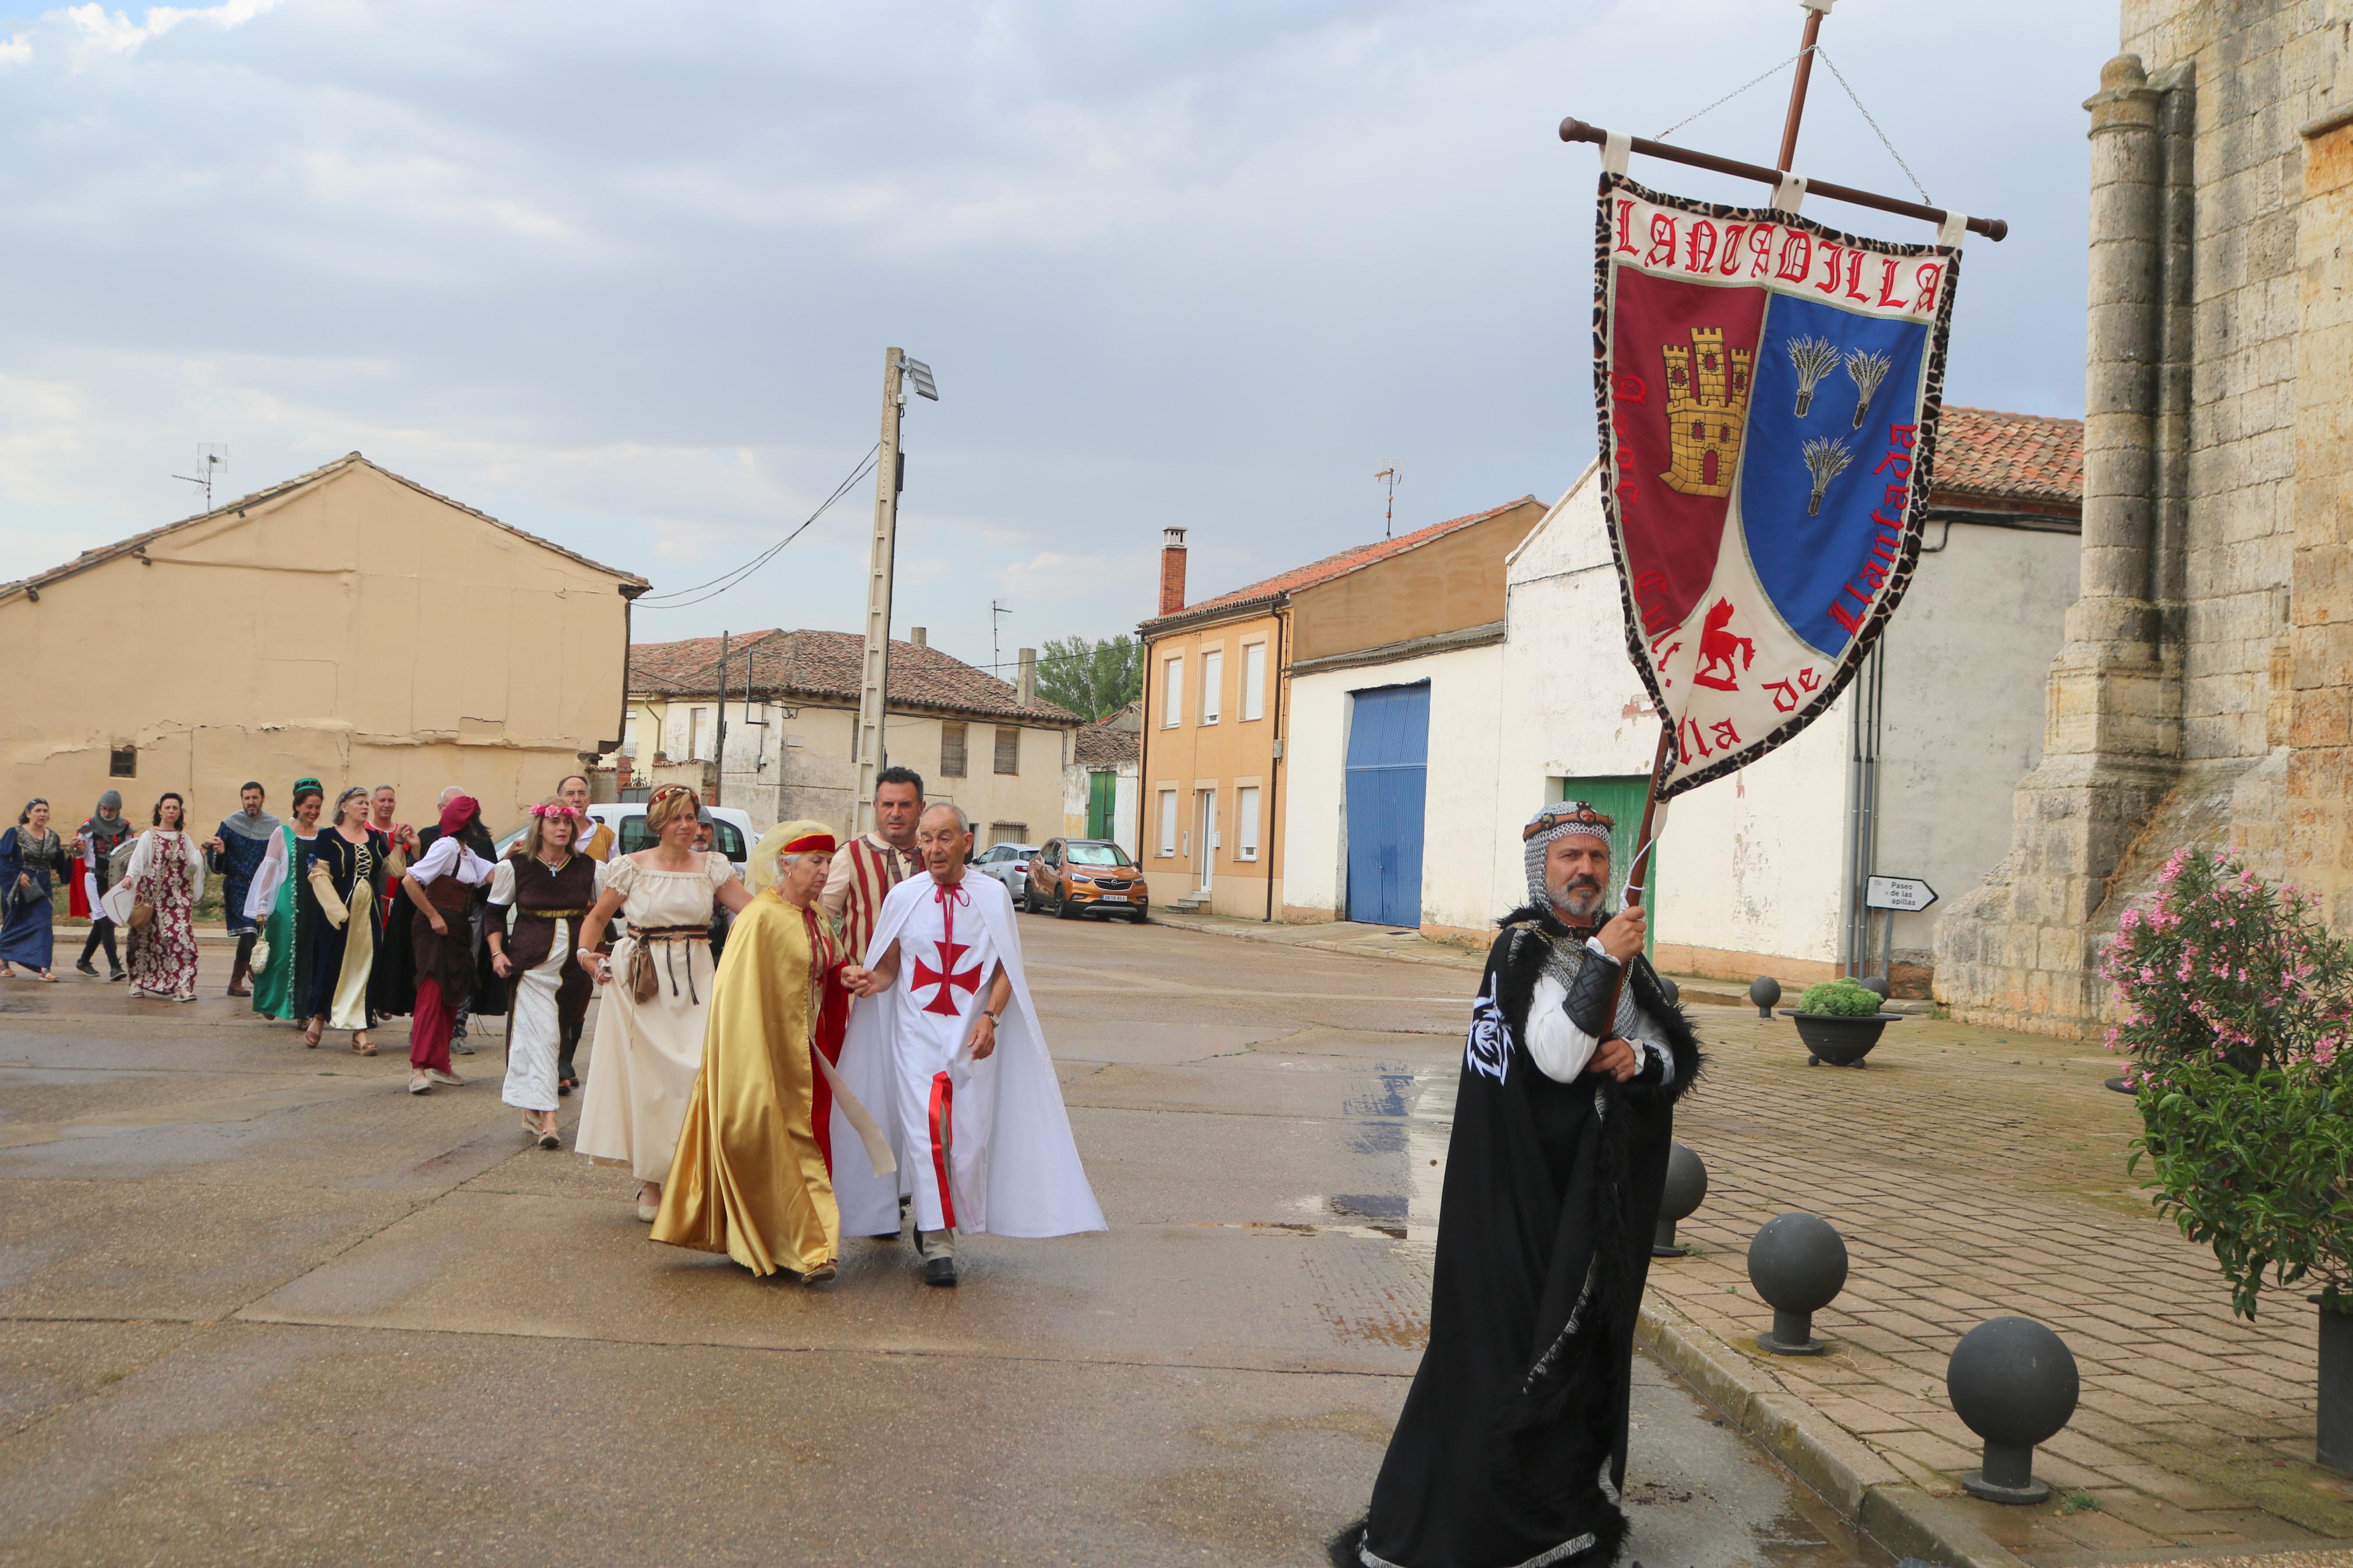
[1087,770,1117,840]
[1549,774,1658,962]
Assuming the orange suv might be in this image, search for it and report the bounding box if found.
[1023,838,1149,922]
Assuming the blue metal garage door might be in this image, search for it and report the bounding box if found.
[1345,682,1431,929]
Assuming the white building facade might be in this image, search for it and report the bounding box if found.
[1492,413,2081,992]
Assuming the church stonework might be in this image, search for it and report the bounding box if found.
[1935,2,2351,1037]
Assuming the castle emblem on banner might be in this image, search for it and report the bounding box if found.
[1659,327,1753,497]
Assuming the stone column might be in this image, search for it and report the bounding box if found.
[1932,55,2186,1037]
[2078,55,2163,618]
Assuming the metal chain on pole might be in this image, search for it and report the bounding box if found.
[1653,46,1811,143]
[1650,43,1935,208]
[1814,48,1933,204]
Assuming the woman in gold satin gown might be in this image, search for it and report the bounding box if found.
[652,822,848,1282]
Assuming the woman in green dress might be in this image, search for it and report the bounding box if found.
[249,780,324,1023]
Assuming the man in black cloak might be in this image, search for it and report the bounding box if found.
[1335,799,1701,1568]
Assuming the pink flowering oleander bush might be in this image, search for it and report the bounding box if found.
[2107,849,2353,1318]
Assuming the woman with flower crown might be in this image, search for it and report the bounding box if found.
[485,798,595,1149]
[574,784,754,1221]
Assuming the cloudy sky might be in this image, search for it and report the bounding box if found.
[0,0,2114,679]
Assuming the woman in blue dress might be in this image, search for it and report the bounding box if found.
[0,799,63,982]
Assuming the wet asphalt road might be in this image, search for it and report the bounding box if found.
[0,914,1873,1566]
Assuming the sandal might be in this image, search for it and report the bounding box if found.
[352,1033,377,1057]
[303,1019,323,1048]
[36,970,56,983]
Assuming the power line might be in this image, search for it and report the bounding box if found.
[636,445,881,611]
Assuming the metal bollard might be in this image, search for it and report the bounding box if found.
[1747,1213,1848,1356]
[1947,1316,2080,1503]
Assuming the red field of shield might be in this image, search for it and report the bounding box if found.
[1605,268,1769,649]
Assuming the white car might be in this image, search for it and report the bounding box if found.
[495,802,760,876]
[971,842,1038,901]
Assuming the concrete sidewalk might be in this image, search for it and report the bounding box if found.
[1162,912,2353,1566]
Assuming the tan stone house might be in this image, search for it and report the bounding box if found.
[1137,497,1546,920]
[0,453,645,831]
[616,628,1080,841]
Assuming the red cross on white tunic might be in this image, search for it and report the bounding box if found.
[911,880,982,1017]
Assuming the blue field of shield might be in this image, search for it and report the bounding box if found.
[1739,293,1930,657]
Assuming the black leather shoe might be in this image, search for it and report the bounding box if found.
[924,1257,957,1288]
[74,960,98,977]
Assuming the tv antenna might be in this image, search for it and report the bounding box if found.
[173,445,228,512]
[991,599,1012,674]
[1375,463,1401,538]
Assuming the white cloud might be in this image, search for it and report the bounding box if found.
[0,0,2113,674]
[62,0,284,53]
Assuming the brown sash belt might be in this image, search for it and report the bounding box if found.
[632,925,709,941]
[517,907,587,920]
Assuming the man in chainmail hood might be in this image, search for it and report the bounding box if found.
[1335,800,1701,1568]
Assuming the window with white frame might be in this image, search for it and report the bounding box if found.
[1156,789,1178,856]
[1241,642,1267,721]
[1162,657,1183,727]
[1236,785,1261,861]
[1201,650,1223,724]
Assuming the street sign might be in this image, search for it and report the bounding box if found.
[1865,875,1939,912]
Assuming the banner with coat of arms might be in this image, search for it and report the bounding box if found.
[1591,170,1962,798]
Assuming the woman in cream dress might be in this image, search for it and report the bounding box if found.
[575,786,753,1221]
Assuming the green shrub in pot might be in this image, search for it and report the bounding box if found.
[1797,979,1882,1017]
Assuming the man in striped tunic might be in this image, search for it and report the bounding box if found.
[823,766,925,960]
[822,766,925,1229]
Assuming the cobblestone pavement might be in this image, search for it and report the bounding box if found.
[1662,1001,2353,1564]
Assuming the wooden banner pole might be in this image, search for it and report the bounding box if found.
[1589,2,1850,1044]
[1775,3,1826,173]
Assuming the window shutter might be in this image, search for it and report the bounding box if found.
[941,722,967,778]
[994,726,1021,774]
[1243,643,1266,721]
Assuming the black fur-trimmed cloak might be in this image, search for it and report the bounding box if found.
[1335,905,1701,1568]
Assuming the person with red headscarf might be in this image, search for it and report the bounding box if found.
[402,794,495,1096]
[653,820,891,1281]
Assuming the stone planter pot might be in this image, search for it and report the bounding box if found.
[2322,1302,2353,1475]
[1778,1009,1902,1067]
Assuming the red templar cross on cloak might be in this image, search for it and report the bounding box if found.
[913,940,982,1017]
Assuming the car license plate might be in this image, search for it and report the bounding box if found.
[1098,894,1129,903]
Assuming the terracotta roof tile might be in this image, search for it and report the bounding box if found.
[1143,495,1541,632]
[631,628,1081,727]
[1074,717,1138,767]
[1930,406,2082,510]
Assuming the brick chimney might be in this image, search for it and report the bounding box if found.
[910,625,927,646]
[1017,647,1038,706]
[1159,526,1187,616]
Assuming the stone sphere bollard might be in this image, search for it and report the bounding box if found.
[1858,975,1891,999]
[1652,1143,1708,1257]
[1747,1213,1848,1356]
[1749,975,1781,1019]
[1948,1317,2080,1503]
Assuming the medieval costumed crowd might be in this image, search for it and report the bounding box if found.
[0,767,1104,1292]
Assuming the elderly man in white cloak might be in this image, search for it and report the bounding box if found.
[840,801,1104,1286]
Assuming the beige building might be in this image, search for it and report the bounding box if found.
[0,453,644,832]
[1936,6,2353,1036]
[617,628,1080,842]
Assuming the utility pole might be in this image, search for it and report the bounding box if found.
[851,347,938,833]
[712,629,729,807]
